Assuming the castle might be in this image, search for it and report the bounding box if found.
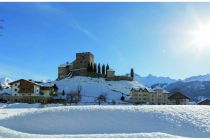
[58,52,133,81]
[58,52,94,79]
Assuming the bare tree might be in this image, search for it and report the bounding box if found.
[76,85,82,94]
[112,99,116,105]
[95,93,107,105]
[66,85,82,105]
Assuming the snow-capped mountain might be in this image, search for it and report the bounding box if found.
[184,74,210,82]
[0,77,13,88]
[165,81,210,102]
[134,74,177,87]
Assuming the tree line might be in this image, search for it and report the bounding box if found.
[87,62,110,76]
[87,62,134,78]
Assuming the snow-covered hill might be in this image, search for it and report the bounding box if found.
[0,104,209,138]
[49,76,148,103]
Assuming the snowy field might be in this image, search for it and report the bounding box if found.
[0,104,210,138]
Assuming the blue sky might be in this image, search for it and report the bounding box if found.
[1,2,210,80]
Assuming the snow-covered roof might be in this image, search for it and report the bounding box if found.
[9,79,42,86]
[153,86,169,94]
[131,87,153,93]
[107,68,115,72]
[58,62,73,68]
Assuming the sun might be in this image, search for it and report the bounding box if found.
[191,22,210,50]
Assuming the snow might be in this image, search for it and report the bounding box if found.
[0,104,210,138]
[50,76,146,103]
[107,68,115,72]
[0,77,13,88]
[185,74,210,82]
[58,62,73,68]
[152,85,170,93]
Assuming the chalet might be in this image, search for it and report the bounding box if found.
[0,79,58,103]
[198,99,210,105]
[168,92,190,105]
[9,79,57,97]
[9,79,41,96]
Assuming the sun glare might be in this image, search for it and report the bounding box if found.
[191,22,210,50]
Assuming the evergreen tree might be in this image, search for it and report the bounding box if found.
[94,63,97,73]
[130,68,134,78]
[106,64,109,75]
[102,64,105,75]
[0,83,3,91]
[62,90,65,96]
[53,84,58,93]
[98,63,101,74]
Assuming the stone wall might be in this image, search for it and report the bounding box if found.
[58,67,70,80]
[0,96,52,104]
[106,76,133,81]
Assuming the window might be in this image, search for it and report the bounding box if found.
[14,89,17,91]
[15,83,17,86]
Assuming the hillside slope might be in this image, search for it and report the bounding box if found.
[48,76,148,103]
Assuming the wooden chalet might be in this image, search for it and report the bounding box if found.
[168,92,190,105]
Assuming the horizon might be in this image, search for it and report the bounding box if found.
[1,2,210,80]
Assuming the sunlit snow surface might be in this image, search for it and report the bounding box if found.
[0,104,210,138]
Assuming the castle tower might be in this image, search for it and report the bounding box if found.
[73,52,94,69]
[58,52,94,79]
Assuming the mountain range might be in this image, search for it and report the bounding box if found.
[134,73,210,101]
[134,73,210,87]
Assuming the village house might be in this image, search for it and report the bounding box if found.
[129,88,151,104]
[106,68,115,78]
[149,86,170,105]
[198,99,210,105]
[168,92,190,105]
[129,87,190,105]
[129,87,170,105]
[0,79,57,103]
[9,79,41,96]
